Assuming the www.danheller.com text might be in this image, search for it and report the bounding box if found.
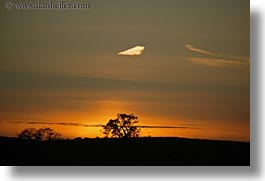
[5,1,91,10]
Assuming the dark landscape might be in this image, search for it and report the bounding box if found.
[0,136,250,166]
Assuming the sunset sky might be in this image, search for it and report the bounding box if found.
[0,0,249,141]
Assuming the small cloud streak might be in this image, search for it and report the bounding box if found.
[11,121,102,127]
[185,44,216,56]
[187,57,244,67]
[137,125,199,129]
[185,44,249,67]
[118,46,145,56]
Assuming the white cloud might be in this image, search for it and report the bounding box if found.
[118,46,145,56]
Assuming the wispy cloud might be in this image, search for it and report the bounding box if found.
[11,121,102,127]
[185,44,216,56]
[6,121,200,129]
[118,46,145,56]
[137,125,199,129]
[0,71,245,93]
[185,44,249,67]
[187,57,244,67]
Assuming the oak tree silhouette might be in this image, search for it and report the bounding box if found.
[17,128,61,141]
[103,113,141,139]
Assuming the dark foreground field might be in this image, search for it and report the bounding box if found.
[0,137,250,166]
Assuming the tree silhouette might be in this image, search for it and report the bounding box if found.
[17,128,61,141]
[17,128,36,141]
[103,113,141,139]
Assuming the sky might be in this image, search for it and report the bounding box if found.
[0,0,249,141]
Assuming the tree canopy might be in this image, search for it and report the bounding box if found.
[103,113,141,139]
[17,128,61,141]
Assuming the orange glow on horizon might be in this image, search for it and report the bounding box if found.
[0,115,250,142]
[0,97,249,142]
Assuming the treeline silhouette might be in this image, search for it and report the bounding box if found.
[17,127,61,141]
[17,113,141,140]
[0,113,250,166]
